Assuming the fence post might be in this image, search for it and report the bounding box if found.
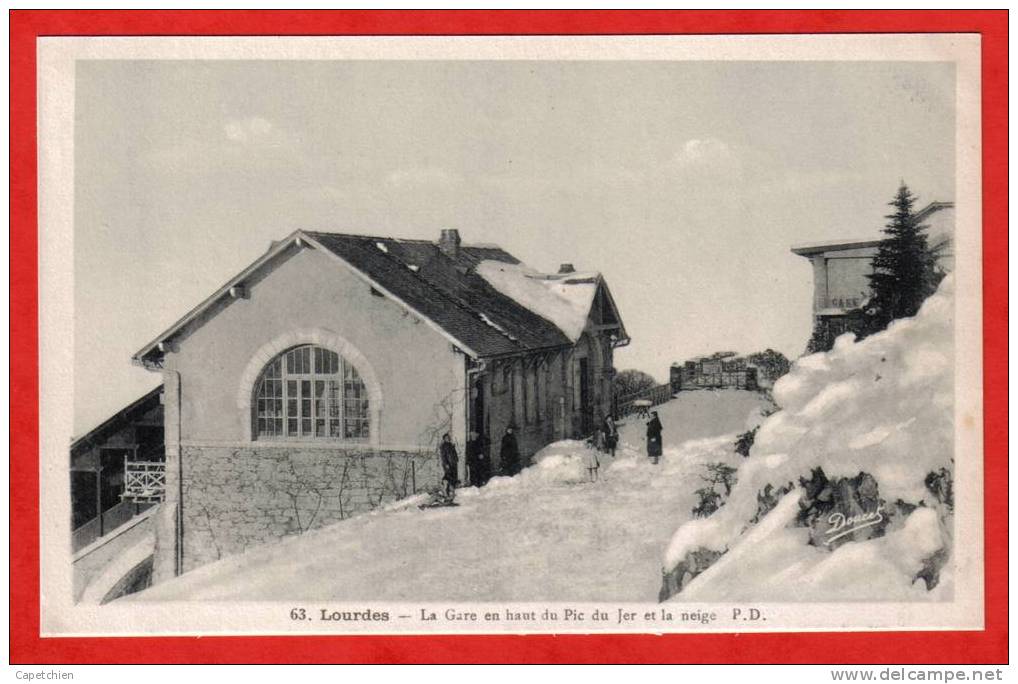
[411,459,416,494]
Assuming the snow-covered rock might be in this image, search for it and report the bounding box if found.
[662,276,956,602]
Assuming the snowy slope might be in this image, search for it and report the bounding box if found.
[617,389,773,454]
[663,276,956,602]
[130,391,772,602]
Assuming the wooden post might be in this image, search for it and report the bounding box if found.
[95,465,103,538]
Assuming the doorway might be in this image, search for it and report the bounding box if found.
[471,375,486,440]
[579,357,592,435]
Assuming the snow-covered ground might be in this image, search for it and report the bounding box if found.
[131,390,771,602]
[617,389,773,456]
[663,276,956,602]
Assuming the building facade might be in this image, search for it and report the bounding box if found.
[670,354,758,392]
[791,201,954,341]
[132,229,628,581]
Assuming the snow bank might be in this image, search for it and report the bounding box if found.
[663,276,955,601]
[475,261,598,341]
[524,440,596,484]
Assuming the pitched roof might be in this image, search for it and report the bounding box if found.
[71,384,163,455]
[305,232,576,357]
[134,231,626,365]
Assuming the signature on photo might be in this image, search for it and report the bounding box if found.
[824,505,885,545]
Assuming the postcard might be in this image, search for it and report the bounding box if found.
[33,30,986,642]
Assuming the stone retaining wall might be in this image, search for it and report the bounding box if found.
[180,446,440,571]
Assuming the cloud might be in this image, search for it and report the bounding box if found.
[386,166,463,189]
[143,116,300,173]
[223,116,275,144]
[672,137,739,170]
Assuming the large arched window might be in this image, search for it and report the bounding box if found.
[254,344,370,440]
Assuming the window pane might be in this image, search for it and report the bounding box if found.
[255,360,286,437]
[343,369,369,439]
[328,381,340,416]
[257,345,370,440]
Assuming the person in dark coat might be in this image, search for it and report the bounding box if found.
[466,431,491,488]
[602,414,619,458]
[646,411,663,465]
[500,426,521,476]
[439,433,459,498]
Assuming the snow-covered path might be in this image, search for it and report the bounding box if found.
[132,390,771,603]
[617,389,772,456]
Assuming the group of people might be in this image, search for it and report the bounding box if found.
[582,414,619,482]
[439,409,664,496]
[438,426,521,499]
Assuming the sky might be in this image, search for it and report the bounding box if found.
[73,59,955,435]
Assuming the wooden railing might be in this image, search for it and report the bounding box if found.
[615,383,673,419]
[123,461,166,504]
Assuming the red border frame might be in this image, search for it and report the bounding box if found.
[9,10,1007,664]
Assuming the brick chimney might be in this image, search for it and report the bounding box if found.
[558,263,576,274]
[438,229,461,259]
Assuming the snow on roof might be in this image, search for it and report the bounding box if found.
[475,260,599,342]
[478,312,518,342]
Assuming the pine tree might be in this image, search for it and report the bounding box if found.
[863,183,945,336]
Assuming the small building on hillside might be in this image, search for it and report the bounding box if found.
[70,385,165,552]
[791,201,954,341]
[670,353,758,392]
[132,228,628,580]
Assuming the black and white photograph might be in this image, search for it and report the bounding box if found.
[39,33,984,635]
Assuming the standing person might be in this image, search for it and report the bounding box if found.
[646,411,663,465]
[478,432,492,485]
[500,425,521,477]
[465,431,479,487]
[602,414,619,458]
[439,433,459,500]
[585,441,601,482]
[466,431,492,488]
